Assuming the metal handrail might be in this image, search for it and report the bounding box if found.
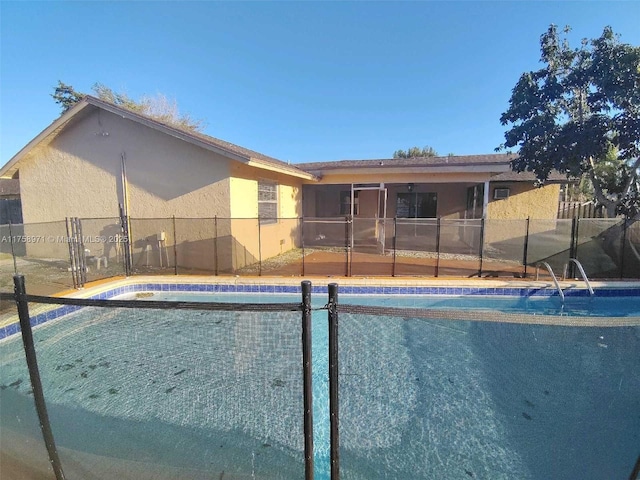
[536,262,565,302]
[563,259,595,296]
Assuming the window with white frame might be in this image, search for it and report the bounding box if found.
[258,180,278,224]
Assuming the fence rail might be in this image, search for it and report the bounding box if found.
[1,215,639,295]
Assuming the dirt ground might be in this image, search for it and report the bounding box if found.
[5,246,617,304]
[259,249,525,278]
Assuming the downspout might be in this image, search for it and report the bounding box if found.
[121,152,133,275]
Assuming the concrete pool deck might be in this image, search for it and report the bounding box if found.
[57,274,640,296]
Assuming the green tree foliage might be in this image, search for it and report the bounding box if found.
[51,81,85,113]
[393,146,439,158]
[499,25,640,217]
[51,82,204,133]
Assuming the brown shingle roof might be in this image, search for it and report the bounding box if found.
[296,154,572,182]
[84,97,313,179]
[491,170,571,182]
[295,154,518,172]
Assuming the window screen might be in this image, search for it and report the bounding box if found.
[258,181,278,224]
[396,192,437,218]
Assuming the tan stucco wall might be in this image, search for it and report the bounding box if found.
[228,163,303,270]
[486,183,560,220]
[18,108,234,261]
[19,108,232,222]
[484,182,561,247]
[19,144,120,222]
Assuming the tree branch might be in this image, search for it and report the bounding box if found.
[588,156,618,216]
[622,157,640,195]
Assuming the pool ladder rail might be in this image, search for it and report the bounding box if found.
[562,259,595,296]
[535,259,594,302]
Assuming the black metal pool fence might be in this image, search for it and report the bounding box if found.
[2,276,317,480]
[2,276,640,479]
[0,275,640,480]
[0,215,639,292]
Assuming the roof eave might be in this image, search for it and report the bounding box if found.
[246,159,318,181]
[1,96,316,182]
[301,164,512,176]
[88,97,318,180]
[89,98,253,164]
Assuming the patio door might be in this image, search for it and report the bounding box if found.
[350,183,390,275]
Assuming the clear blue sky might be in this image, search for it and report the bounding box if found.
[1,1,639,167]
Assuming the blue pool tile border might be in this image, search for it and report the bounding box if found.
[1,283,639,340]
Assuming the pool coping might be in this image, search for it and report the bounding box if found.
[2,276,640,340]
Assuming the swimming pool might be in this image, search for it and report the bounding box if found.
[1,285,639,479]
[148,290,640,317]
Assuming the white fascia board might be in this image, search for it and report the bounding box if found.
[245,160,318,181]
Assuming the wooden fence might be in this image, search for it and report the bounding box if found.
[557,201,604,219]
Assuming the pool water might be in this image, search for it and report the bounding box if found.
[1,292,638,479]
[146,291,640,317]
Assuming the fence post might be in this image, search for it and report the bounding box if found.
[124,215,133,277]
[571,218,581,278]
[119,206,132,277]
[523,217,530,278]
[65,217,77,289]
[478,218,485,277]
[620,216,628,279]
[345,216,350,277]
[172,216,178,275]
[568,217,578,278]
[301,281,314,480]
[328,282,340,480]
[392,217,397,277]
[75,218,87,287]
[435,217,441,278]
[301,217,306,276]
[213,216,219,276]
[574,218,581,262]
[8,221,17,274]
[13,275,67,480]
[258,217,262,276]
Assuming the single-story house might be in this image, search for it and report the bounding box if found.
[0,96,316,272]
[297,157,566,252]
[0,96,567,272]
